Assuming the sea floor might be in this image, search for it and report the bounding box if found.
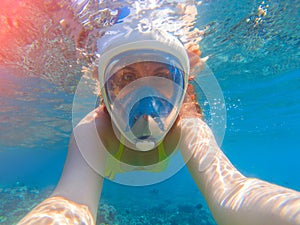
[0,184,216,225]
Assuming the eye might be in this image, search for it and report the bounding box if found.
[154,71,170,79]
[123,72,137,81]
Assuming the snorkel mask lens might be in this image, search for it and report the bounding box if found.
[128,96,173,133]
[101,50,187,151]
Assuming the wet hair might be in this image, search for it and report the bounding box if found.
[179,81,203,119]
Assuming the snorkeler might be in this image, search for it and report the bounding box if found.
[17,22,300,225]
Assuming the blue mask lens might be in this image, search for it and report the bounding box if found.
[128,96,173,132]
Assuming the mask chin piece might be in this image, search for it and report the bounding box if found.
[136,140,155,151]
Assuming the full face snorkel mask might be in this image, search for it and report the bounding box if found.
[98,28,189,151]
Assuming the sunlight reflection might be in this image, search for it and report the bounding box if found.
[18,196,95,225]
[180,117,300,224]
[208,148,300,223]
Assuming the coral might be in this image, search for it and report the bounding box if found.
[0,183,216,225]
[97,203,117,224]
[0,183,53,224]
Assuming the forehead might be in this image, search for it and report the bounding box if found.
[120,61,169,71]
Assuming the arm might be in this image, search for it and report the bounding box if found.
[179,117,300,225]
[18,109,107,225]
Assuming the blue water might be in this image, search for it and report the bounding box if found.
[0,0,299,224]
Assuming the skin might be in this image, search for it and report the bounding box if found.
[18,56,300,225]
[106,61,173,100]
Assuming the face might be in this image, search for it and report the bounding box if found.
[106,61,172,100]
[102,59,187,152]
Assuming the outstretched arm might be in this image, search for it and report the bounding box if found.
[179,117,300,225]
[18,109,107,225]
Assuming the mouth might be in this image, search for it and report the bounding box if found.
[139,135,151,140]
